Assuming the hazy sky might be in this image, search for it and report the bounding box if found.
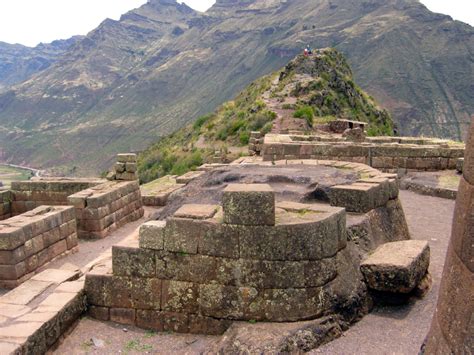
[0,0,472,47]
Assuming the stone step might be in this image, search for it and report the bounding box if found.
[360,240,430,293]
[0,267,85,354]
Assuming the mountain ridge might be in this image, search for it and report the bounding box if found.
[0,0,472,174]
[138,48,394,182]
[0,36,82,91]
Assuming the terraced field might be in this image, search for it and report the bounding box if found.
[0,165,33,189]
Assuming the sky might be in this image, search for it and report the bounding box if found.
[0,0,472,47]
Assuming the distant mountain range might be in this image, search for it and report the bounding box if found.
[0,0,472,174]
[0,37,82,91]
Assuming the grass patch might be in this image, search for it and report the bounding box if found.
[124,339,153,353]
[293,106,314,127]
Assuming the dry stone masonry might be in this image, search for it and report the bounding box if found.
[248,131,264,156]
[140,176,185,207]
[108,154,139,181]
[85,161,419,337]
[0,269,85,354]
[0,191,12,221]
[10,178,103,216]
[1,154,144,242]
[0,206,77,288]
[68,181,144,239]
[424,117,474,354]
[86,183,351,334]
[262,134,464,171]
[329,119,367,134]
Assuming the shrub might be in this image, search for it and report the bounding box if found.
[230,119,246,134]
[217,130,228,141]
[193,114,213,130]
[293,106,314,127]
[240,131,250,145]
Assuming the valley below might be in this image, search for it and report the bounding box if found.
[0,164,36,188]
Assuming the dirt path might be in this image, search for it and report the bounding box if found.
[52,190,455,354]
[312,190,455,355]
[43,207,159,271]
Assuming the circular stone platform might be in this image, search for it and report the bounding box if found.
[85,160,412,336]
[155,161,380,219]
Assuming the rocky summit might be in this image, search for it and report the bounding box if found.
[137,48,394,182]
[0,0,472,174]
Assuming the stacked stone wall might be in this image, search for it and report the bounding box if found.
[329,119,367,133]
[0,206,77,288]
[0,191,12,221]
[10,179,103,215]
[85,185,352,334]
[248,131,264,156]
[68,181,144,239]
[424,118,474,353]
[262,134,464,171]
[108,154,139,181]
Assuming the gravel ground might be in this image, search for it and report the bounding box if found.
[53,190,456,354]
[312,190,455,355]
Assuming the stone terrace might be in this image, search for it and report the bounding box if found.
[10,178,104,216]
[0,269,85,354]
[0,206,77,289]
[261,134,464,171]
[85,159,413,336]
[68,181,143,239]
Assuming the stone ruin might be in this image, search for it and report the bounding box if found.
[0,206,77,289]
[85,159,431,336]
[0,138,471,352]
[248,131,264,156]
[0,154,143,289]
[107,154,139,181]
[261,133,464,171]
[423,119,474,353]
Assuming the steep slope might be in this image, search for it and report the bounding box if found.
[0,37,81,91]
[0,0,471,174]
[138,49,394,182]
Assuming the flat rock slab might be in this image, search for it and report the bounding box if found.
[0,280,52,305]
[174,204,219,220]
[360,240,430,293]
[31,268,79,284]
[176,171,205,184]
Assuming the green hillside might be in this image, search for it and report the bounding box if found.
[138,49,394,183]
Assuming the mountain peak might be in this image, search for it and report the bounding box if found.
[138,48,394,182]
[145,0,195,14]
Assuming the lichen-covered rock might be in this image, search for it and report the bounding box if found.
[139,220,166,250]
[360,240,430,293]
[222,184,275,226]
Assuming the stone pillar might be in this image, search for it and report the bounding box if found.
[423,117,474,353]
[108,153,138,181]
